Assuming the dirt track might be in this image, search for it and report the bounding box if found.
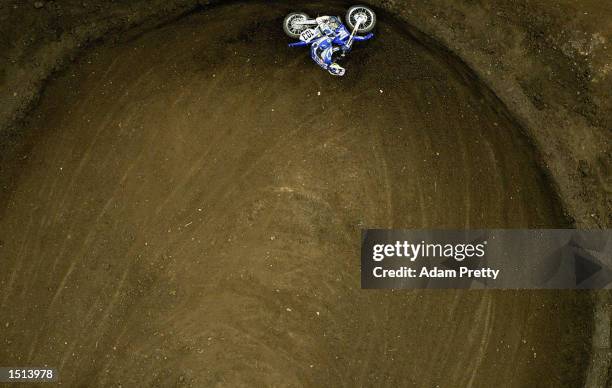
[0,2,593,387]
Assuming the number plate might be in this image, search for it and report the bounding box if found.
[299,28,316,42]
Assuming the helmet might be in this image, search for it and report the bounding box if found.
[328,16,341,30]
[317,16,339,36]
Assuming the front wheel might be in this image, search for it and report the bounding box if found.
[346,5,376,33]
[283,12,310,39]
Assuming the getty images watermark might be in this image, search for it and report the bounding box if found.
[361,230,612,289]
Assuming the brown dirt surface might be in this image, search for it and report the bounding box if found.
[0,2,594,387]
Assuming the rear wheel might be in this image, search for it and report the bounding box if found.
[283,12,310,39]
[346,5,376,33]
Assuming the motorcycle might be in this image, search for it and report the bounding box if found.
[283,5,377,76]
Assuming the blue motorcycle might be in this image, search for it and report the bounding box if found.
[283,5,376,76]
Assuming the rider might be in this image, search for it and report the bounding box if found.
[311,16,350,76]
[289,16,374,76]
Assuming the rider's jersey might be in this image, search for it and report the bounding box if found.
[332,23,350,42]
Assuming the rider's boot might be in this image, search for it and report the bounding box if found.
[328,63,346,76]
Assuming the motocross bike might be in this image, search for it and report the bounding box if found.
[282,5,376,76]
